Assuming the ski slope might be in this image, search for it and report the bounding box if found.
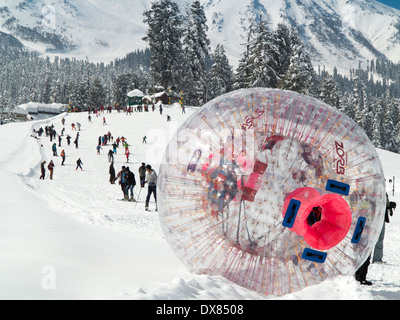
[0,103,400,300]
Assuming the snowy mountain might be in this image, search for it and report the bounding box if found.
[1,0,400,72]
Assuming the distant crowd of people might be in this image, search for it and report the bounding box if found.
[33,112,159,211]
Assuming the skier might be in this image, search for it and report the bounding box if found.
[167,115,171,122]
[76,122,81,131]
[60,149,66,165]
[76,158,83,171]
[58,135,62,147]
[103,117,107,125]
[74,136,79,149]
[126,149,130,163]
[125,167,136,201]
[139,162,146,188]
[96,145,103,155]
[48,160,55,180]
[142,136,147,144]
[112,142,117,154]
[144,164,157,211]
[40,161,46,179]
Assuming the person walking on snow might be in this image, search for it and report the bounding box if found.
[76,158,83,171]
[66,135,71,146]
[48,160,55,180]
[114,166,128,200]
[60,149,66,165]
[40,161,46,179]
[139,163,146,188]
[109,162,116,184]
[144,164,157,211]
[125,167,136,201]
[52,143,58,156]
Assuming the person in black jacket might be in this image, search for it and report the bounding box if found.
[109,162,116,184]
[373,192,396,263]
[139,163,146,188]
[40,161,46,179]
[125,167,136,201]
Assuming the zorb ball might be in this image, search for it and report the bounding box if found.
[157,88,385,297]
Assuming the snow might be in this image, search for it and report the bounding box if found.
[1,103,400,300]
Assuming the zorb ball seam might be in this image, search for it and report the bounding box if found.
[157,88,386,297]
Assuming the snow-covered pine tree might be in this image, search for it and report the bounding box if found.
[278,28,315,94]
[181,1,211,106]
[50,79,62,103]
[112,73,131,107]
[371,96,385,149]
[234,18,258,89]
[87,77,105,109]
[42,70,52,104]
[143,0,184,90]
[319,74,340,109]
[382,90,399,152]
[273,23,292,82]
[359,92,373,140]
[246,16,277,88]
[30,83,38,102]
[209,44,233,99]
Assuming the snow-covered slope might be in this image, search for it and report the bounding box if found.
[1,0,400,72]
[1,104,400,300]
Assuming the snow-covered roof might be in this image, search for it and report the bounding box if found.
[17,102,65,114]
[127,89,144,97]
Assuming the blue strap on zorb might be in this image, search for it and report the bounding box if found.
[301,248,327,263]
[325,179,350,196]
[282,199,301,228]
[351,217,366,244]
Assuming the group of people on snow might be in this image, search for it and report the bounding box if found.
[111,161,157,211]
[37,110,159,212]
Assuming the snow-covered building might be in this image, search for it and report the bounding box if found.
[127,89,144,106]
[17,102,66,115]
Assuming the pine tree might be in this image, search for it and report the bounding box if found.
[278,28,315,94]
[181,1,211,105]
[143,0,184,90]
[42,70,52,104]
[209,44,233,99]
[371,96,385,148]
[246,16,277,88]
[234,19,258,89]
[30,83,38,102]
[319,74,340,108]
[274,24,292,80]
[382,91,399,152]
[87,77,105,109]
